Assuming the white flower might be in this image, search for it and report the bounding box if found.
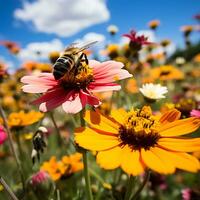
[107,25,119,35]
[175,57,185,65]
[139,83,168,100]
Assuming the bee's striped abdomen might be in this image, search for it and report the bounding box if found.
[53,55,75,80]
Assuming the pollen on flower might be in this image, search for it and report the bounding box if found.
[119,106,161,150]
[113,75,120,81]
[60,63,94,90]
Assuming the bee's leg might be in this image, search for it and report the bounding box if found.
[75,53,84,68]
[78,53,88,65]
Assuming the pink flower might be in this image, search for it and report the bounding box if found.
[181,188,191,200]
[21,60,132,114]
[190,109,200,118]
[0,125,7,145]
[30,171,50,186]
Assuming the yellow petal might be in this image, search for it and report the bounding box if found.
[159,109,181,125]
[141,148,175,174]
[121,146,144,176]
[158,150,200,172]
[110,109,127,124]
[96,146,123,169]
[159,117,200,137]
[75,127,120,151]
[84,110,119,134]
[158,138,200,152]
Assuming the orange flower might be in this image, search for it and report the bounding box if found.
[6,110,44,128]
[193,53,200,63]
[148,20,160,30]
[150,65,184,81]
[75,106,200,175]
[41,153,83,181]
[181,25,193,33]
[126,78,139,93]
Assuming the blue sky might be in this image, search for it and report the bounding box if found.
[0,0,199,70]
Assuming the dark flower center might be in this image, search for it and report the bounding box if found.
[118,106,161,150]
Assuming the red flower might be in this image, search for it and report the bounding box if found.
[123,30,152,50]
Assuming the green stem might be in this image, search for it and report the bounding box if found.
[82,151,93,200]
[131,170,150,200]
[124,175,135,200]
[49,111,63,146]
[0,105,25,191]
[0,177,19,200]
[56,189,60,200]
[79,109,93,200]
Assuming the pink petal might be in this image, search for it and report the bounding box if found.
[39,90,76,112]
[89,83,121,92]
[62,92,83,114]
[21,73,57,86]
[22,85,53,93]
[94,68,132,84]
[92,60,124,75]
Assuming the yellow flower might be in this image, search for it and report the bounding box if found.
[181,25,193,33]
[106,44,119,59]
[193,53,200,63]
[150,65,184,81]
[48,51,60,64]
[75,106,200,175]
[40,153,83,181]
[148,20,160,29]
[160,39,171,47]
[6,110,44,128]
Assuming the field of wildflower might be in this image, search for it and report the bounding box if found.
[0,8,200,200]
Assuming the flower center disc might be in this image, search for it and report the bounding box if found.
[119,106,161,150]
[60,62,93,90]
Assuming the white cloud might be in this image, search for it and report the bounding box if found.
[17,39,64,61]
[14,0,110,37]
[137,30,156,43]
[74,32,105,47]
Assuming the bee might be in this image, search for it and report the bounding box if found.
[53,41,97,80]
[31,126,48,164]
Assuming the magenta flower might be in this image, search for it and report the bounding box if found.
[30,171,50,186]
[21,60,132,114]
[190,109,200,118]
[181,188,192,200]
[0,125,7,145]
[123,30,152,50]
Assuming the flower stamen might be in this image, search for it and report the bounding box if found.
[119,106,161,150]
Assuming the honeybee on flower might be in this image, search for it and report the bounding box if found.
[21,42,132,114]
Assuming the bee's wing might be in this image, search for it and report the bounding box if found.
[64,42,78,51]
[74,41,98,54]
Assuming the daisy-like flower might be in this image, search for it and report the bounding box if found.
[75,106,200,175]
[150,65,184,81]
[5,110,44,129]
[139,83,168,102]
[41,153,83,181]
[123,30,152,51]
[21,60,132,114]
